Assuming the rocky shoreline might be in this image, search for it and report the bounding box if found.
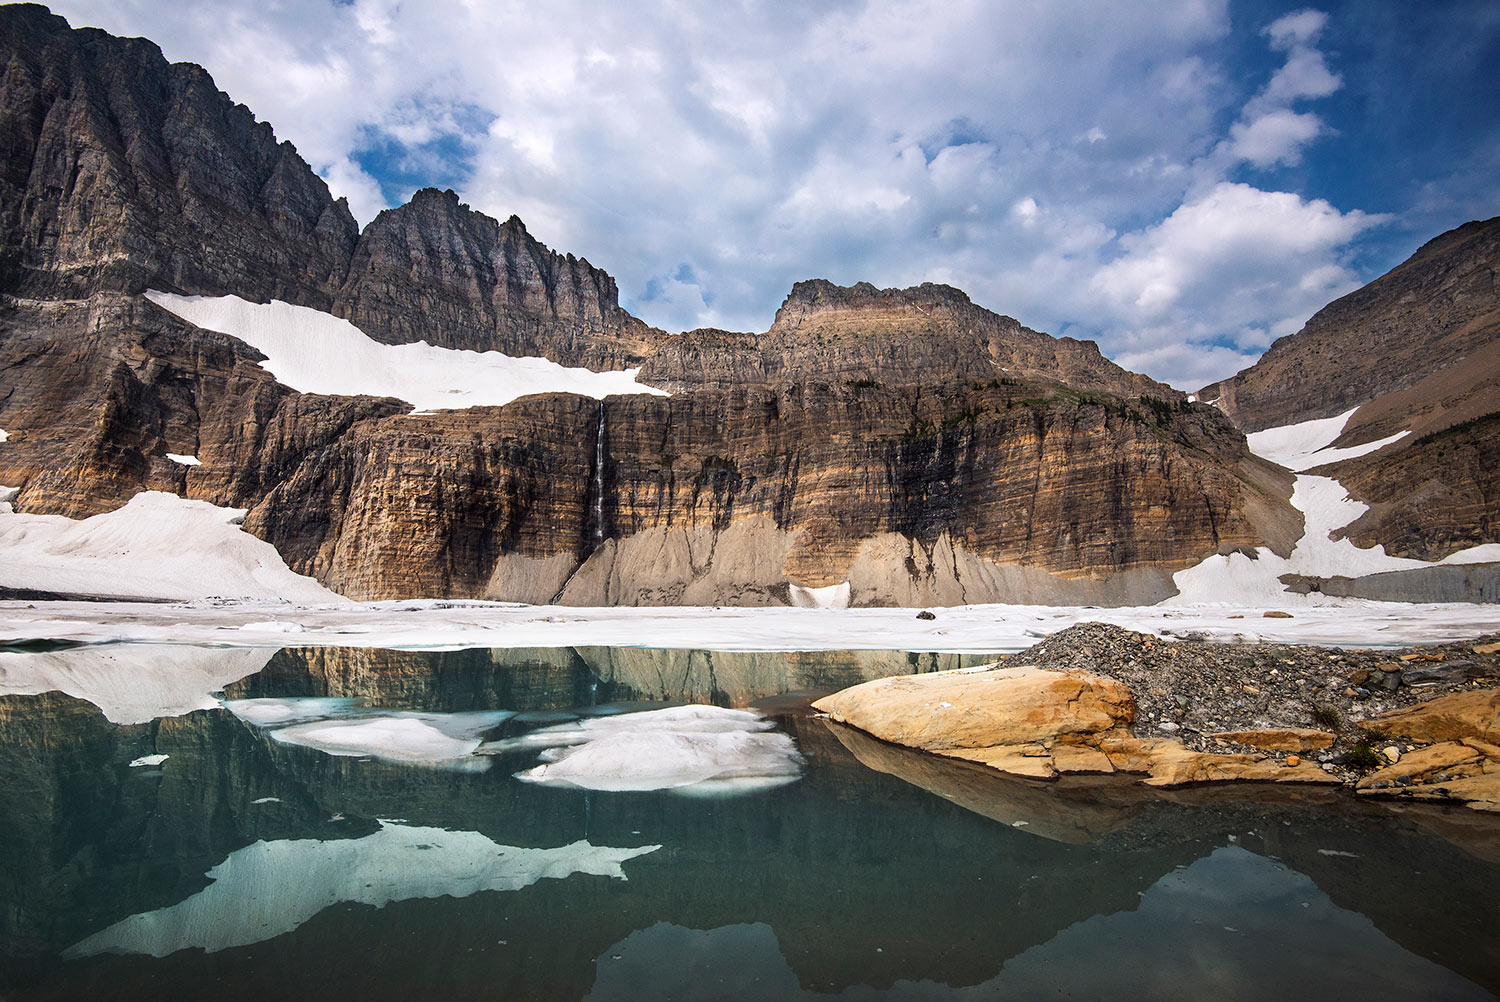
[814,622,1500,811]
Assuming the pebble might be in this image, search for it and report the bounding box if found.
[1383,745,1402,763]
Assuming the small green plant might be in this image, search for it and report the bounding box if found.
[1345,743,1381,770]
[846,377,880,389]
[1310,705,1341,730]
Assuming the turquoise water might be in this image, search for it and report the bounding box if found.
[1,645,1496,1000]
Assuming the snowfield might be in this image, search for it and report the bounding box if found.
[0,491,342,603]
[146,291,669,410]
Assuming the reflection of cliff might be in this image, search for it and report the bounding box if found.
[0,692,365,975]
[221,645,999,711]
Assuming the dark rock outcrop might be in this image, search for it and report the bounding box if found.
[0,3,357,307]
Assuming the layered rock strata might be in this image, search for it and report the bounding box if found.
[0,5,1301,604]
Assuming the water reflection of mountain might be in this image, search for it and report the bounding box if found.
[223,645,999,710]
[1,646,1497,1000]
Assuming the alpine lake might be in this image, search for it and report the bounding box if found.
[3,644,1498,1001]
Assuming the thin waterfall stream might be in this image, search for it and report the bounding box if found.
[592,400,606,547]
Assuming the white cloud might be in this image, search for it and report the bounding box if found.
[1088,183,1386,386]
[1229,109,1325,168]
[1265,8,1329,49]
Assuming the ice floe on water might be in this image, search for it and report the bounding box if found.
[222,696,364,727]
[224,698,511,770]
[65,822,661,958]
[146,291,669,411]
[487,704,805,795]
[271,712,511,771]
[0,491,343,602]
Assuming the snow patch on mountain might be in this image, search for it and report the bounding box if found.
[146,291,669,410]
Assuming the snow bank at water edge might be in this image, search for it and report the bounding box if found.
[65,823,661,958]
[0,491,344,602]
[146,291,670,410]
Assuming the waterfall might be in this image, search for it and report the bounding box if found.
[591,401,606,547]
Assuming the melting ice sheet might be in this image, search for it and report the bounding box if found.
[0,490,341,602]
[224,698,510,771]
[487,704,805,795]
[65,823,660,959]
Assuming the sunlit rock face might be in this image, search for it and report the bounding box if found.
[0,6,1300,605]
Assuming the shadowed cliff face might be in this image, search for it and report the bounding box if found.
[0,293,404,519]
[335,189,666,369]
[0,5,358,308]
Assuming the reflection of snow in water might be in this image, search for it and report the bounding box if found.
[66,822,660,958]
[224,697,510,771]
[484,704,805,795]
[0,645,274,724]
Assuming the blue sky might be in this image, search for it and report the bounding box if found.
[49,0,1500,388]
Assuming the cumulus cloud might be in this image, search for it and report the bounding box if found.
[1221,7,1342,171]
[47,1,1403,387]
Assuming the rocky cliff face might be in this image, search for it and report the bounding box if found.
[0,5,1302,606]
[1197,215,1500,565]
[335,188,665,368]
[0,292,403,520]
[0,4,357,307]
[0,5,660,369]
[643,280,1173,400]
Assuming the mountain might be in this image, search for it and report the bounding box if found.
[1199,217,1500,436]
[12,3,1451,607]
[1200,216,1500,573]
